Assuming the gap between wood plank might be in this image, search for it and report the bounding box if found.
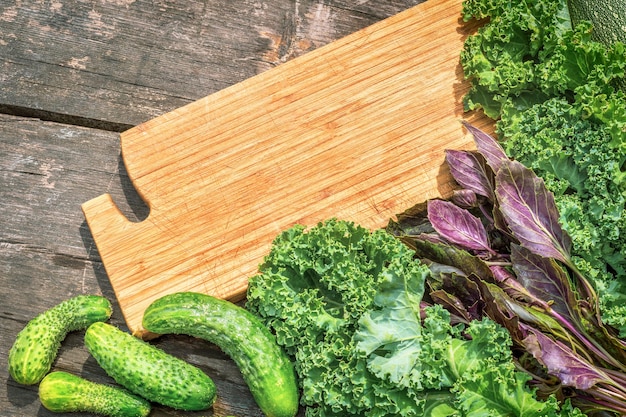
[0,104,134,133]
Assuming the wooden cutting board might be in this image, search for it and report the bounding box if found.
[82,0,493,335]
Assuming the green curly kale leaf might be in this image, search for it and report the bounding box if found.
[461,0,626,119]
[460,0,571,118]
[247,219,425,416]
[246,219,580,416]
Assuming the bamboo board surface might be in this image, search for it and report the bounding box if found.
[82,0,493,335]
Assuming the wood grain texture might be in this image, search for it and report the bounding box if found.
[0,0,422,128]
[82,0,493,335]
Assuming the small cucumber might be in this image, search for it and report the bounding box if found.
[8,295,112,385]
[84,321,216,411]
[39,371,151,417]
[142,292,299,417]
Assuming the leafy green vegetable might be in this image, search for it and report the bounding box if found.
[461,0,626,118]
[389,124,626,415]
[499,93,626,336]
[246,219,579,416]
[460,0,626,337]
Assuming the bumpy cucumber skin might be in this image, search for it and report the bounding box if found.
[142,291,299,417]
[84,321,217,411]
[8,295,112,385]
[39,371,150,417]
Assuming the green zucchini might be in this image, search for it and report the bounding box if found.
[8,295,112,385]
[568,0,626,46]
[567,0,626,90]
[39,371,151,417]
[84,321,216,411]
[142,292,299,417]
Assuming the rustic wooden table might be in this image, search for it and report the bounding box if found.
[0,1,425,416]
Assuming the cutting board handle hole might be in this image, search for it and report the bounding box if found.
[117,155,150,222]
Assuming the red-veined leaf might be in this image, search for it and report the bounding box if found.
[495,160,572,264]
[427,199,493,254]
[445,149,495,201]
[463,121,509,172]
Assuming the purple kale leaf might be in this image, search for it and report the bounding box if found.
[494,160,572,265]
[445,149,495,202]
[427,199,494,256]
[462,121,508,173]
[521,323,612,390]
[511,244,578,324]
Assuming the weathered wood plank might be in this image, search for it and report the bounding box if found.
[0,113,296,416]
[0,0,423,128]
[0,114,130,416]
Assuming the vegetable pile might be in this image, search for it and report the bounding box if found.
[9,293,298,417]
[9,1,626,417]
[460,0,626,336]
[246,216,581,416]
[245,4,626,414]
[389,124,626,415]
[246,123,626,416]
